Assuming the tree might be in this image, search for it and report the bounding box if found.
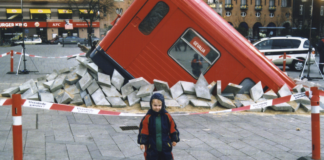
[66,0,115,48]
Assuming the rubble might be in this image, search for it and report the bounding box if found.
[250,81,263,101]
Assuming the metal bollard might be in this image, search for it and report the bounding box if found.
[310,87,321,160]
[283,52,286,72]
[12,94,23,160]
[7,50,16,74]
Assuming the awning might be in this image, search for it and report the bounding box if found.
[6,9,22,14]
[30,9,51,14]
[79,9,94,14]
[58,9,72,14]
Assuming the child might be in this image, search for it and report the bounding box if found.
[138,93,180,160]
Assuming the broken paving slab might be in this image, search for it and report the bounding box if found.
[36,81,46,90]
[240,99,255,106]
[216,94,236,109]
[127,91,141,106]
[300,103,311,112]
[221,93,234,100]
[195,84,211,100]
[58,67,71,74]
[19,79,36,93]
[98,72,111,87]
[141,94,152,102]
[176,95,189,108]
[88,69,98,81]
[222,83,242,95]
[263,90,278,99]
[101,85,122,97]
[80,90,87,99]
[65,72,80,85]
[1,87,19,97]
[65,85,80,95]
[78,72,93,91]
[234,100,243,108]
[39,93,55,103]
[70,94,83,105]
[196,74,209,86]
[207,81,216,94]
[271,102,293,112]
[121,83,134,97]
[50,75,66,92]
[234,94,251,101]
[180,81,195,95]
[46,71,58,81]
[278,84,292,97]
[129,77,150,90]
[76,64,88,77]
[137,84,155,98]
[43,80,54,89]
[250,81,263,101]
[87,80,100,95]
[26,93,39,101]
[60,92,73,104]
[292,84,305,93]
[106,97,126,108]
[86,63,98,73]
[140,101,150,110]
[111,69,125,91]
[165,100,181,108]
[153,79,170,94]
[190,99,210,108]
[216,80,221,95]
[76,56,89,66]
[287,101,300,112]
[170,81,183,99]
[83,94,93,107]
[294,97,310,105]
[21,88,38,99]
[91,89,110,106]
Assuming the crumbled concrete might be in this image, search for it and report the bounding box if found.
[250,81,263,101]
[43,80,54,89]
[106,97,127,108]
[65,72,80,85]
[27,93,39,101]
[240,99,255,106]
[46,71,58,81]
[50,75,66,92]
[163,91,173,100]
[19,79,36,92]
[180,81,195,95]
[176,95,189,108]
[80,90,87,99]
[101,85,122,97]
[190,99,210,108]
[207,95,218,108]
[78,72,93,91]
[141,94,152,102]
[234,100,243,108]
[97,72,111,87]
[76,56,89,66]
[208,81,216,94]
[234,94,251,101]
[127,91,141,106]
[37,75,47,82]
[83,94,93,107]
[129,77,150,90]
[86,63,98,73]
[36,81,46,90]
[153,79,170,94]
[21,88,37,99]
[196,74,209,86]
[54,89,65,103]
[170,81,183,99]
[288,101,300,112]
[121,83,134,97]
[91,89,110,106]
[76,64,87,77]
[60,92,73,104]
[39,93,54,103]
[111,69,124,91]
[278,84,292,97]
[87,80,100,95]
[58,67,71,74]
[221,93,234,100]
[65,85,80,95]
[140,101,150,110]
[294,97,311,105]
[271,102,293,111]
[223,83,242,95]
[216,80,221,95]
[1,87,19,97]
[300,103,311,112]
[216,94,236,109]
[263,90,278,99]
[195,84,211,100]
[70,94,83,105]
[88,70,98,81]
[137,84,155,98]
[165,100,181,108]
[292,84,305,93]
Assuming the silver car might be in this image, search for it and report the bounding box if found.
[59,36,86,44]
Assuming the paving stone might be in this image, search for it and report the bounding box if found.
[80,90,87,99]
[176,95,189,108]
[250,81,263,101]
[216,80,221,95]
[106,97,126,108]
[97,72,111,87]
[208,81,216,94]
[128,77,150,90]
[300,103,311,112]
[255,98,267,103]
[153,79,170,94]
[75,64,87,77]
[86,62,98,73]
[221,93,234,100]
[140,101,150,110]
[137,84,154,98]
[234,100,243,107]
[78,72,93,91]
[163,90,173,100]
[240,99,255,106]
[76,56,89,66]
[292,84,305,93]
[43,80,54,89]
[65,85,80,95]
[54,89,65,103]
[87,80,100,95]
[190,99,210,108]
[207,95,218,108]
[39,93,55,103]
[65,72,80,85]
[278,84,292,97]
[26,93,39,101]
[90,89,110,106]
[60,92,73,104]
[141,94,152,102]
[121,83,134,97]
[170,81,183,99]
[19,79,36,92]
[46,71,58,81]
[37,75,47,82]
[111,69,125,91]
[223,83,243,95]
[70,94,83,105]
[83,94,93,107]
[50,75,66,92]
[180,81,195,95]
[235,94,251,101]
[36,81,46,90]
[53,89,64,98]
[88,69,98,81]
[38,88,50,94]
[263,90,278,99]
[101,85,122,97]
[1,87,19,97]
[216,94,236,109]
[294,97,310,105]
[21,88,38,99]
[127,91,140,106]
[58,67,71,74]
[195,84,211,100]
[196,74,209,86]
[287,101,300,112]
[165,99,181,108]
[271,102,293,111]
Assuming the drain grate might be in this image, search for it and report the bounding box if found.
[120,126,139,131]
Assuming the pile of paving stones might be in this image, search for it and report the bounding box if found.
[1,56,323,113]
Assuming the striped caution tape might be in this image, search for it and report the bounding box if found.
[0,52,10,58]
[0,92,312,116]
[14,52,86,58]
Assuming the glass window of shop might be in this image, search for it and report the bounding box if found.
[30,9,51,20]
[58,28,79,37]
[6,9,22,20]
[79,9,94,19]
[58,9,73,19]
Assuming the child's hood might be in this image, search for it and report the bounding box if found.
[149,93,167,114]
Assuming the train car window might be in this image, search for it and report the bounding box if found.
[238,78,256,94]
[138,1,169,35]
[168,29,221,79]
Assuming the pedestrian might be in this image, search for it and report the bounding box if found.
[317,37,324,74]
[138,93,180,160]
[191,53,202,77]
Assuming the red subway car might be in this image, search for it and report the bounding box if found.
[90,0,295,93]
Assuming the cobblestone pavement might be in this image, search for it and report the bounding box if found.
[0,45,323,160]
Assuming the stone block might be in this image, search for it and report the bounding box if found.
[65,85,80,95]
[76,56,89,66]
[208,81,216,94]
[271,102,293,111]
[141,94,152,102]
[87,80,100,95]
[255,98,267,103]
[127,91,141,106]
[163,91,173,100]
[83,94,93,107]
[294,97,310,105]
[234,100,243,108]
[106,97,126,108]
[80,90,87,99]
[153,79,170,94]
[70,94,83,105]
[216,80,221,95]
[300,103,311,112]
[36,81,46,90]
[60,92,73,104]
[240,99,255,106]
[38,89,50,94]
[58,67,71,74]
[78,72,93,91]
[180,81,195,95]
[129,77,150,90]
[195,84,211,100]
[86,63,98,73]
[46,71,58,81]
[176,95,189,108]
[27,93,39,101]
[91,89,110,106]
[54,89,65,103]
[216,94,236,109]
[278,84,292,97]
[292,84,305,93]
[235,94,251,101]
[121,83,134,97]
[97,72,111,87]
[137,84,155,98]
[140,101,150,110]
[196,74,209,86]
[250,81,263,101]
[165,100,181,108]
[170,81,183,99]
[288,101,300,112]
[50,75,66,92]
[19,79,36,93]
[221,93,234,100]
[263,90,278,99]
[111,69,125,91]
[208,95,218,108]
[39,93,54,103]
[1,87,19,97]
[88,69,98,81]
[101,85,121,97]
[223,83,242,95]
[43,80,54,89]
[21,88,38,99]
[76,64,87,77]
[190,99,210,108]
[65,72,80,85]
[37,75,47,82]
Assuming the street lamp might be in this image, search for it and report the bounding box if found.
[20,0,29,74]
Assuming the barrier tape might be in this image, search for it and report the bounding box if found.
[0,52,10,58]
[0,92,315,116]
[0,51,85,58]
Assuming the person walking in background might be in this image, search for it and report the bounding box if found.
[317,37,324,74]
[138,93,180,160]
[191,53,202,77]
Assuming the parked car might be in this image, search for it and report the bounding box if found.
[48,36,60,44]
[58,36,86,44]
[253,36,315,71]
[85,36,102,44]
[14,37,42,45]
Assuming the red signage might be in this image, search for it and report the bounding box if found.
[48,22,65,27]
[47,22,99,28]
[190,37,210,56]
[0,21,100,28]
[0,22,47,28]
[65,24,73,30]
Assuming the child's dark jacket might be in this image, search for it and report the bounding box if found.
[137,93,180,160]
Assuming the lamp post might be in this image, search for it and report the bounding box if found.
[20,0,29,74]
[306,0,314,79]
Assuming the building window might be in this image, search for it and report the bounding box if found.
[241,12,246,17]
[310,5,313,16]
[300,5,303,15]
[226,11,231,16]
[285,12,290,18]
[256,0,261,5]
[321,6,324,16]
[281,0,287,7]
[256,12,261,17]
[225,0,232,5]
[241,0,247,5]
[269,0,275,6]
[270,13,274,17]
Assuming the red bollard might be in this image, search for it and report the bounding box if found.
[7,50,16,74]
[310,87,321,160]
[12,94,23,160]
[283,52,286,72]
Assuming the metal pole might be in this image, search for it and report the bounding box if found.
[310,87,321,160]
[21,0,28,74]
[12,94,23,160]
[307,0,314,79]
